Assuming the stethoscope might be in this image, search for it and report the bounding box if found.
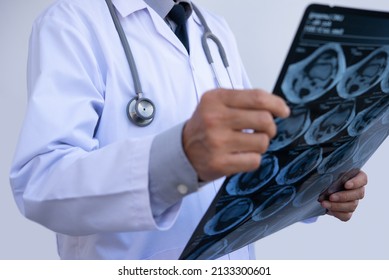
[105,0,234,126]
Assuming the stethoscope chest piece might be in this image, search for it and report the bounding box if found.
[127,96,155,127]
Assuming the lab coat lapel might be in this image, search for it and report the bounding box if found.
[112,0,188,55]
[146,7,190,56]
[112,0,189,56]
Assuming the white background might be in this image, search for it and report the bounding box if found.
[1,0,388,259]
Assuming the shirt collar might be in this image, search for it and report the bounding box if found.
[111,0,193,20]
[143,0,192,19]
[111,0,148,17]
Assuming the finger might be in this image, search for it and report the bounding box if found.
[227,131,270,154]
[218,89,290,118]
[327,211,353,222]
[227,109,277,137]
[344,170,368,189]
[215,152,263,176]
[329,186,365,202]
[322,200,359,213]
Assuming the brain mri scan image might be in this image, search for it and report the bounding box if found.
[292,174,333,207]
[226,154,279,196]
[187,222,268,260]
[204,198,253,236]
[185,239,229,260]
[251,185,296,222]
[180,6,389,260]
[268,107,311,151]
[304,100,355,144]
[317,139,359,174]
[262,218,297,238]
[224,222,268,254]
[353,127,389,166]
[281,43,346,104]
[383,109,389,125]
[348,95,389,136]
[276,147,323,185]
[382,64,389,93]
[337,46,389,98]
[261,208,317,237]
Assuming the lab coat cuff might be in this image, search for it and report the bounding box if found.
[149,122,200,219]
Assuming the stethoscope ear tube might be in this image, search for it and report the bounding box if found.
[202,31,229,68]
[193,4,234,89]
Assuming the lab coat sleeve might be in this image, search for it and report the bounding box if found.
[149,122,200,217]
[9,12,174,236]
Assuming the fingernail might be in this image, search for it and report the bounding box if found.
[285,106,291,117]
[331,194,339,202]
[321,201,331,209]
[345,182,354,189]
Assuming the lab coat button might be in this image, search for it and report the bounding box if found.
[177,184,189,195]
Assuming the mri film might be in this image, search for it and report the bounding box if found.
[304,100,355,145]
[382,67,389,93]
[186,223,269,260]
[251,185,296,222]
[383,109,389,125]
[353,127,389,166]
[184,239,229,260]
[180,5,389,260]
[203,198,253,236]
[275,147,323,185]
[226,154,279,196]
[337,46,389,98]
[224,223,268,253]
[281,43,346,104]
[348,95,389,136]
[292,174,333,207]
[317,139,359,174]
[268,106,311,151]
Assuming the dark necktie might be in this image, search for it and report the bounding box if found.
[168,4,190,54]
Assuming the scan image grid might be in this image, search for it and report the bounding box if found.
[181,6,389,260]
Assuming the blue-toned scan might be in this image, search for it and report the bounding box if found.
[281,43,346,104]
[262,211,310,237]
[252,185,296,221]
[268,107,311,151]
[383,109,389,125]
[353,127,389,166]
[292,174,333,207]
[224,222,268,253]
[226,155,279,196]
[317,139,359,174]
[382,66,389,93]
[304,100,355,145]
[204,198,253,236]
[185,239,229,260]
[186,223,268,260]
[337,46,389,98]
[348,95,389,136]
[276,147,323,185]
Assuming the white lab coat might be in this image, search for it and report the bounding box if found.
[10,0,253,259]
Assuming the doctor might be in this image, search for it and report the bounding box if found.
[10,0,366,260]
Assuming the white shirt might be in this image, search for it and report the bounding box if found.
[10,0,253,259]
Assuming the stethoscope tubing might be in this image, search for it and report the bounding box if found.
[192,4,234,89]
[105,0,143,96]
[105,0,234,126]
